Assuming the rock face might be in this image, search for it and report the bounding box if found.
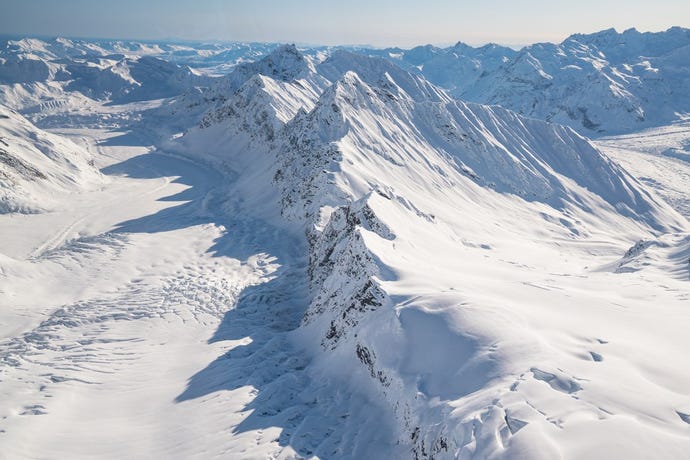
[0,104,101,213]
[165,45,687,458]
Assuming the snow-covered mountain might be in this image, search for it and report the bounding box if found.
[0,37,217,128]
[463,27,690,134]
[150,44,330,136]
[0,36,277,74]
[0,104,101,213]
[58,55,213,103]
[162,45,689,458]
[361,42,518,95]
[366,27,690,135]
[7,28,689,135]
[2,33,690,459]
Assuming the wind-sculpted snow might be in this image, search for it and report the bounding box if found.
[0,104,101,213]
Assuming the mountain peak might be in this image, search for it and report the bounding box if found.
[565,27,620,45]
[452,41,472,51]
[318,51,449,103]
[272,43,301,57]
[254,43,310,82]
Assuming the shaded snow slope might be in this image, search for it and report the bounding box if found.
[0,104,101,213]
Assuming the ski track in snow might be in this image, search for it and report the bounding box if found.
[0,128,398,459]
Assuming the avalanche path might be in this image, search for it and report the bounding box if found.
[0,129,398,459]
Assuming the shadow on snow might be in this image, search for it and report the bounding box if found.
[100,143,387,457]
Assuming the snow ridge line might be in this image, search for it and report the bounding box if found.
[269,112,451,454]
[287,190,459,458]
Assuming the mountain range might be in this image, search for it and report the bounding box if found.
[157,44,689,458]
[1,29,690,460]
[3,27,689,134]
[364,27,690,134]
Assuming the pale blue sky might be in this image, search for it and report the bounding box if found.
[3,0,690,47]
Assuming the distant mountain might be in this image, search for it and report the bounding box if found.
[0,36,277,73]
[0,37,219,128]
[363,27,690,134]
[4,30,689,135]
[0,104,101,213]
[359,41,517,94]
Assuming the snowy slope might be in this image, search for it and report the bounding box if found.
[162,47,690,458]
[0,104,101,213]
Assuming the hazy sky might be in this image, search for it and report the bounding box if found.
[3,0,690,47]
